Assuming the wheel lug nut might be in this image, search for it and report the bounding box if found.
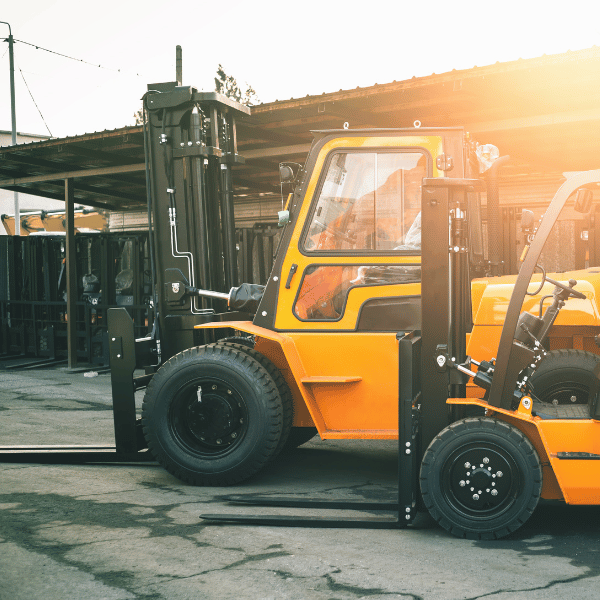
[464,462,471,468]
[483,457,489,464]
[491,489,498,496]
[473,494,479,500]
[497,471,503,478]
[212,385,217,390]
[216,439,222,444]
[459,480,466,487]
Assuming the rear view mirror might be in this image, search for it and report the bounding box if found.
[521,209,535,233]
[574,188,593,214]
[279,164,295,184]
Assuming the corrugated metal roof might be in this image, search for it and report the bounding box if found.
[1,46,600,214]
[252,45,600,110]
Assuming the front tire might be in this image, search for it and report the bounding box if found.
[420,418,542,540]
[142,344,284,485]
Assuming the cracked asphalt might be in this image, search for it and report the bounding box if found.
[1,363,600,599]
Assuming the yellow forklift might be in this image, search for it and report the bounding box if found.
[190,159,600,540]
[105,83,600,539]
[3,83,599,539]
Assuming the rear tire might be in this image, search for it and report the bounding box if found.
[214,340,293,458]
[217,335,255,349]
[420,418,542,540]
[529,349,600,405]
[142,344,284,486]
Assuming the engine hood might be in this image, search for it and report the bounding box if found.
[472,268,600,326]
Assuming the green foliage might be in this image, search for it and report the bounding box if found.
[214,64,259,106]
[133,108,144,125]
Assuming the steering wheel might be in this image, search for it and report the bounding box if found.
[526,264,586,299]
[545,275,587,299]
[313,219,355,245]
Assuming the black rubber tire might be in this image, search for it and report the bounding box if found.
[281,427,317,452]
[529,349,600,405]
[142,344,283,486]
[214,341,293,458]
[217,335,255,349]
[420,417,542,540]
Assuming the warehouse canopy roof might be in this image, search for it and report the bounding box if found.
[2,46,600,212]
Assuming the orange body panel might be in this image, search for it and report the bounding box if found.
[449,397,600,505]
[196,322,399,439]
[288,332,398,437]
[537,421,600,504]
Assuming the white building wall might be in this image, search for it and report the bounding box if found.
[0,131,65,234]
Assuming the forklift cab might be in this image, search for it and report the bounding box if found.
[247,129,482,438]
[254,128,481,333]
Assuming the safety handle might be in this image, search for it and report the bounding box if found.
[285,264,298,289]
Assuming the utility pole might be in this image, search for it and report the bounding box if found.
[1,21,19,235]
[176,45,182,86]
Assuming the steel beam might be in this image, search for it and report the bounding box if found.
[65,178,77,369]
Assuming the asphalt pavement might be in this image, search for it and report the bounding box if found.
[1,361,600,600]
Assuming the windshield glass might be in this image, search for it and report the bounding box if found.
[304,151,427,253]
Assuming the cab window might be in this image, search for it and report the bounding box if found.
[304,151,427,253]
[294,264,421,321]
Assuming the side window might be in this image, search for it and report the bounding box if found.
[304,151,427,253]
[294,264,421,321]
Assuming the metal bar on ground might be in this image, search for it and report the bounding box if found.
[0,445,155,464]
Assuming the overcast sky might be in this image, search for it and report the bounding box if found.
[1,0,599,139]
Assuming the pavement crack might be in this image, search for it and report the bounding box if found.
[324,573,424,599]
[218,549,291,572]
[463,573,596,600]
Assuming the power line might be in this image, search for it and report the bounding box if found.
[18,67,53,137]
[14,38,144,77]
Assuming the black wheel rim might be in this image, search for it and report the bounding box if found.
[441,442,522,520]
[169,377,248,457]
[535,381,589,405]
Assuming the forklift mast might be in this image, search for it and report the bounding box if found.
[143,83,250,360]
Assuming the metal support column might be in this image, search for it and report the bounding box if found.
[65,178,78,369]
